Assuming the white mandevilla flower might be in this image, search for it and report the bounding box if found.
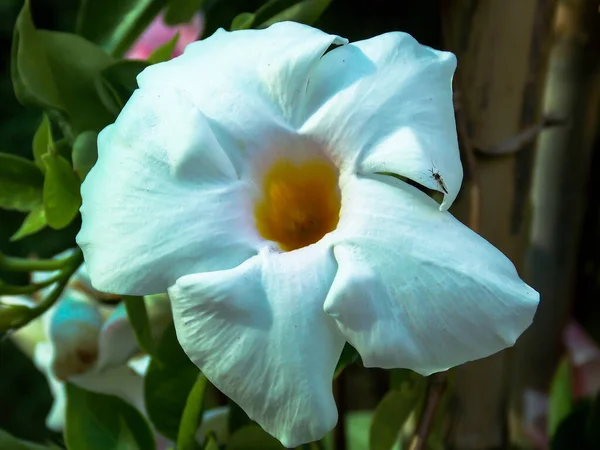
[77,22,539,447]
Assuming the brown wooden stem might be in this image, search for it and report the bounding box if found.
[408,372,448,450]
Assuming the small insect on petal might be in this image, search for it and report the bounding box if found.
[429,167,448,194]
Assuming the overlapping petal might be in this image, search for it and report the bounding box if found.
[137,22,346,176]
[168,245,345,447]
[325,174,539,374]
[301,32,461,209]
[77,87,264,295]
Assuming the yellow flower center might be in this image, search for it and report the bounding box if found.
[254,158,341,251]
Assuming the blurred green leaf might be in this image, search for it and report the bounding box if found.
[0,304,33,332]
[11,1,61,113]
[10,205,47,241]
[124,295,155,357]
[116,417,140,449]
[42,153,81,230]
[0,429,53,450]
[253,0,298,25]
[65,383,155,450]
[548,357,573,439]
[0,153,43,212]
[72,131,98,181]
[344,411,401,450]
[32,114,52,172]
[370,370,425,450]
[257,0,331,28]
[97,60,149,115]
[76,0,169,57]
[177,373,209,450]
[164,0,206,25]
[230,13,255,30]
[389,368,423,391]
[145,324,200,440]
[13,1,115,134]
[202,0,263,36]
[148,32,180,64]
[226,426,283,449]
[203,434,219,450]
[334,342,360,378]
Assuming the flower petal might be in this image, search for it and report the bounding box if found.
[96,296,171,371]
[137,22,346,176]
[71,365,147,414]
[325,175,539,375]
[77,87,264,295]
[168,245,344,448]
[95,303,139,371]
[301,32,461,210]
[34,342,67,432]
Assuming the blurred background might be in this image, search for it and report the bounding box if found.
[1,0,599,449]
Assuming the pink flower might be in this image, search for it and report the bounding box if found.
[126,12,204,60]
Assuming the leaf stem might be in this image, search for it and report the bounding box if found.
[9,248,83,329]
[0,271,65,295]
[0,251,76,272]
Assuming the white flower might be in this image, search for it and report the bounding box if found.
[77,22,539,447]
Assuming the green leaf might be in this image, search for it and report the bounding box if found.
[32,114,53,172]
[177,373,209,450]
[10,205,47,241]
[148,32,180,64]
[42,153,82,230]
[0,304,33,332]
[334,342,360,378]
[0,153,43,212]
[76,0,169,57]
[123,295,155,357]
[11,1,62,112]
[257,0,332,28]
[13,1,115,134]
[344,411,401,450]
[252,0,298,25]
[164,0,207,25]
[145,324,200,440]
[72,131,99,181]
[230,13,255,30]
[389,368,423,391]
[0,429,53,450]
[369,370,426,450]
[97,60,149,115]
[548,357,573,439]
[65,383,155,450]
[203,434,220,450]
[226,426,284,450]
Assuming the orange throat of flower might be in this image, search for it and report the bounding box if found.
[254,158,341,252]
